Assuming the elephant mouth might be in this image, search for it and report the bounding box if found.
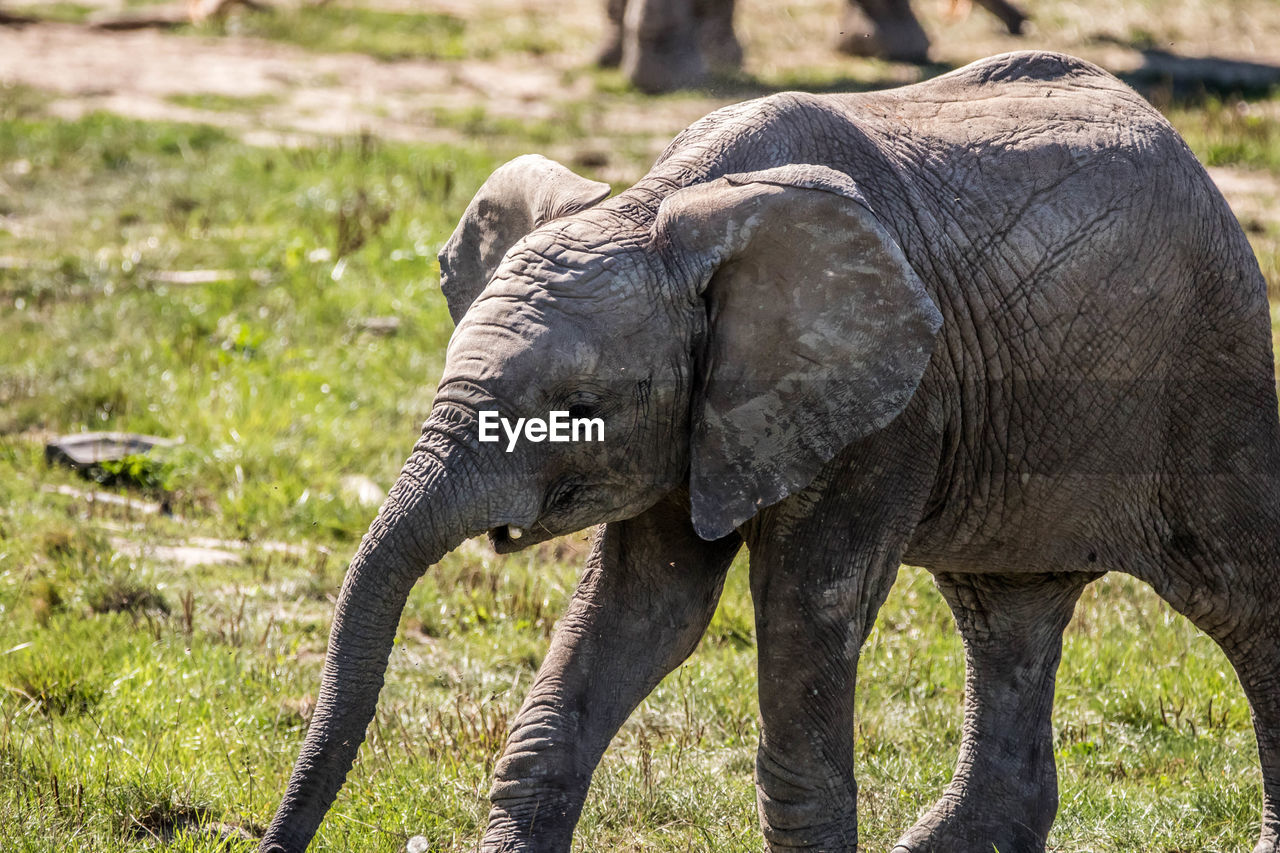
[488,523,550,554]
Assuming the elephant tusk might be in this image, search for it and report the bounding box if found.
[508,526,524,540]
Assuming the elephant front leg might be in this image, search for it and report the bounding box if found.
[480,492,741,852]
[746,455,933,851]
[893,572,1096,853]
[751,552,896,852]
[737,416,942,851]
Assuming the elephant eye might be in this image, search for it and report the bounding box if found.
[567,402,594,420]
[549,483,583,512]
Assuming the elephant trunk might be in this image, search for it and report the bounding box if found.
[261,425,487,853]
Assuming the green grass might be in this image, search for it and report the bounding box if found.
[185,5,562,63]
[0,109,495,542]
[1165,95,1280,171]
[191,6,469,62]
[7,2,94,23]
[164,93,284,113]
[2,59,1280,852]
[430,104,589,148]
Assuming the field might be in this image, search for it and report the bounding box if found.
[3,0,1280,850]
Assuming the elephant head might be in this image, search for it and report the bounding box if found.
[260,154,940,851]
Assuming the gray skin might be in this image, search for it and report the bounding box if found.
[261,50,1280,853]
[599,0,1028,92]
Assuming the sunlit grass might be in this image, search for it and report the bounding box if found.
[184,5,565,63]
[1,41,1279,850]
[1165,95,1280,171]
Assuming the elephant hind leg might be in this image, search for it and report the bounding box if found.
[1148,581,1280,852]
[1140,489,1280,853]
[893,571,1098,853]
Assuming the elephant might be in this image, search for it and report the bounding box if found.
[261,50,1280,853]
[598,0,1028,93]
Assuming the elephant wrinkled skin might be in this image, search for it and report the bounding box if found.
[262,52,1280,853]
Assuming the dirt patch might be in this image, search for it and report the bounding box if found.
[1208,166,1280,234]
[3,0,1280,190]
[2,0,1276,153]
[2,22,491,142]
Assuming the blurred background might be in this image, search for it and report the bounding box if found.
[1,1,1279,850]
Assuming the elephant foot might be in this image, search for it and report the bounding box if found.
[481,790,580,853]
[595,33,623,68]
[892,794,1051,853]
[700,30,742,73]
[697,19,742,72]
[621,0,707,92]
[623,43,706,92]
[1255,824,1280,853]
[893,771,1055,853]
[756,770,859,851]
[834,5,929,64]
[624,54,706,93]
[762,821,859,852]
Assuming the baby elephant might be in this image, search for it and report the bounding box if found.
[262,51,1280,852]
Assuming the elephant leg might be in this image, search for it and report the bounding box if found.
[893,572,1097,853]
[621,0,706,93]
[972,0,1027,34]
[1139,492,1280,853]
[1149,581,1280,852]
[596,0,627,68]
[1229,628,1280,853]
[693,0,742,73]
[1217,620,1280,853]
[835,0,930,63]
[480,491,742,853]
[746,434,937,851]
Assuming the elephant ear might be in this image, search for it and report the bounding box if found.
[438,154,611,324]
[655,164,942,540]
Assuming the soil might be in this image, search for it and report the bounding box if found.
[1,0,1279,216]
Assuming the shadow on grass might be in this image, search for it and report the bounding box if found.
[698,62,959,99]
[1092,35,1280,101]
[701,44,1280,105]
[0,9,38,25]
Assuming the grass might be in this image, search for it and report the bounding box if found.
[4,3,1280,847]
[0,107,495,542]
[429,104,590,149]
[164,93,284,113]
[189,7,471,62]
[1164,95,1280,171]
[185,5,564,63]
[7,1,95,23]
[0,105,1272,853]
